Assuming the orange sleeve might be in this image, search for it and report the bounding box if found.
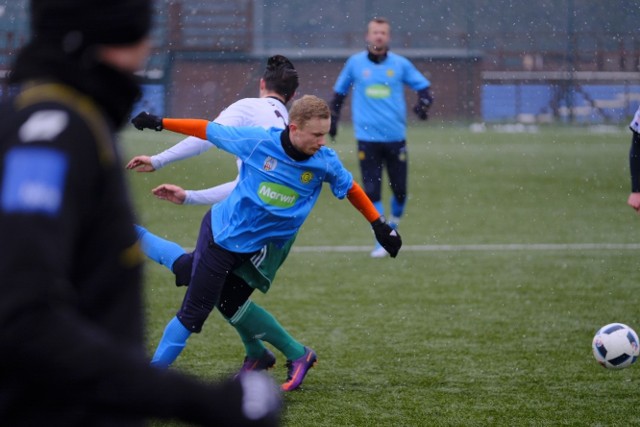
[162,118,209,140]
[346,182,381,223]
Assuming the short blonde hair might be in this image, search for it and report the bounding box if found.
[289,95,330,128]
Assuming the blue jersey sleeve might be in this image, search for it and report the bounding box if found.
[321,148,353,199]
[333,56,355,95]
[205,123,275,161]
[401,56,430,91]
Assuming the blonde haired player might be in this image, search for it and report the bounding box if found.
[130,95,402,391]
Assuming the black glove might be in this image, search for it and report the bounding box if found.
[329,113,339,141]
[413,102,430,121]
[328,92,346,142]
[413,87,433,121]
[131,111,163,131]
[371,217,402,258]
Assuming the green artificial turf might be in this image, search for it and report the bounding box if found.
[121,122,640,426]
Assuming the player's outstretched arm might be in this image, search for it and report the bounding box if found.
[152,183,187,204]
[131,112,209,140]
[152,177,239,206]
[126,155,156,172]
[150,136,213,170]
[346,182,402,257]
[184,180,239,205]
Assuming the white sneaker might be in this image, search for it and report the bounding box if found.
[370,245,389,258]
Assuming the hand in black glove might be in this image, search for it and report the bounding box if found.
[329,113,339,141]
[413,87,433,121]
[413,102,430,121]
[328,92,346,142]
[371,217,402,258]
[131,111,163,131]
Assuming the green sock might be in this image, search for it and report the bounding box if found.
[230,300,306,360]
[235,328,269,360]
[222,311,267,359]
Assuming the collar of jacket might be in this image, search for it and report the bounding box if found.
[9,41,142,129]
[367,50,388,64]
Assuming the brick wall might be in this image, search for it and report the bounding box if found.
[166,52,482,121]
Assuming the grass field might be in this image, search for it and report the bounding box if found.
[121,122,640,426]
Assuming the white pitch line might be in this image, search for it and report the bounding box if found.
[291,243,640,253]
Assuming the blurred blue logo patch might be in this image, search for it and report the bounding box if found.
[2,147,68,216]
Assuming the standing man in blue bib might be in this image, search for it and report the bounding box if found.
[329,17,433,257]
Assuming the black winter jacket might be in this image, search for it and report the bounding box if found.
[0,42,270,427]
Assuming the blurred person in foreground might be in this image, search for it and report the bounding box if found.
[0,0,281,425]
[127,55,320,391]
[130,95,402,390]
[328,17,433,257]
[628,106,640,212]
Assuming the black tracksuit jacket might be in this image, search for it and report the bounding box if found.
[0,42,277,427]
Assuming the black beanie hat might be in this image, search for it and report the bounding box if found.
[30,0,152,47]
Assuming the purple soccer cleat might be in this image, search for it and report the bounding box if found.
[281,347,317,391]
[238,348,276,375]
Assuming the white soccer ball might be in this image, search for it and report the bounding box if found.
[592,323,640,369]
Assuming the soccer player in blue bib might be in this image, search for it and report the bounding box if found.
[127,56,315,390]
[131,95,402,390]
[329,17,433,257]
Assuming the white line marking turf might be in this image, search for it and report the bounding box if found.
[291,243,640,253]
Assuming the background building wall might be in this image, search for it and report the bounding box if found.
[2,0,640,122]
[165,52,482,121]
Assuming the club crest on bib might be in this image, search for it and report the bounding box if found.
[263,156,278,171]
[300,171,313,184]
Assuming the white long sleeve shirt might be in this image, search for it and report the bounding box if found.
[150,96,289,205]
